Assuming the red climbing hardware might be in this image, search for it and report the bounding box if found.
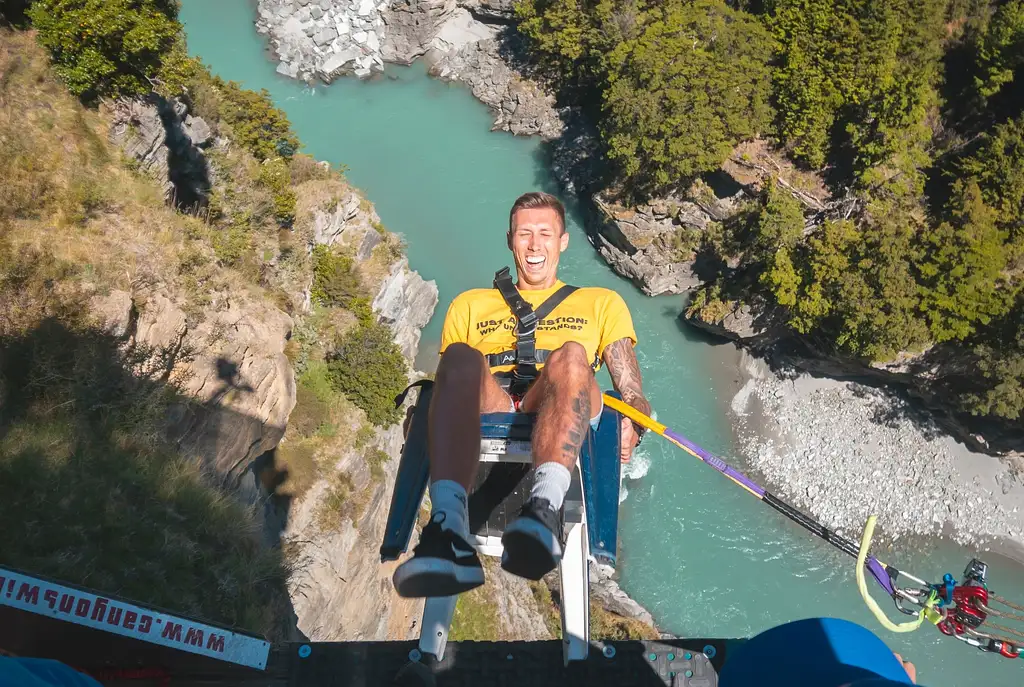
[938,584,989,637]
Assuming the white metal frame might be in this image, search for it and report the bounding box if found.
[417,443,591,666]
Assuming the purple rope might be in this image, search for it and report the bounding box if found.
[663,428,765,497]
[662,427,897,597]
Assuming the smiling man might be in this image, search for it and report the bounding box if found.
[392,191,651,598]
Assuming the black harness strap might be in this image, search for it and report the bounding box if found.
[491,267,579,391]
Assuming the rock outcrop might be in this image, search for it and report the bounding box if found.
[427,36,564,138]
[373,260,439,362]
[683,301,780,343]
[587,562,658,630]
[591,199,701,298]
[310,189,382,257]
[91,288,297,505]
[304,187,440,357]
[107,95,211,208]
[588,189,755,297]
[257,0,390,81]
[283,423,424,640]
[459,0,516,22]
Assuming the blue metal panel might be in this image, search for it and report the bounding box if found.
[480,413,534,441]
[580,391,622,566]
[380,384,433,562]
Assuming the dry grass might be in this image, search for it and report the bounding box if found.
[360,232,406,294]
[531,578,660,641]
[590,602,660,641]
[0,29,304,639]
[449,560,501,641]
[0,30,183,292]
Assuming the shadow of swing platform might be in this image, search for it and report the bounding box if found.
[0,384,742,685]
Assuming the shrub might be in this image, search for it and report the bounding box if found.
[364,447,390,482]
[257,159,297,227]
[311,245,362,308]
[327,320,407,427]
[188,71,299,161]
[28,0,197,102]
[289,154,335,184]
[212,224,250,267]
[290,385,331,438]
[354,424,375,449]
[316,470,369,529]
[298,360,335,404]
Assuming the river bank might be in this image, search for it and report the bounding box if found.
[729,349,1024,556]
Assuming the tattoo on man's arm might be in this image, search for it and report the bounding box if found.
[603,338,651,416]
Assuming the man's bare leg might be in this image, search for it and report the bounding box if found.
[521,341,603,472]
[428,343,512,490]
[393,343,510,598]
[500,342,601,580]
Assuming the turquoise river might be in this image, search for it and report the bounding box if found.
[181,3,1023,684]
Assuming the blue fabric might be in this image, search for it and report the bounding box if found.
[0,657,102,687]
[719,618,919,687]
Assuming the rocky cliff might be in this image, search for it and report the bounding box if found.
[91,286,298,505]
[107,88,448,640]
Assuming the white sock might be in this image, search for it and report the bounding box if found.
[428,479,469,540]
[530,462,571,511]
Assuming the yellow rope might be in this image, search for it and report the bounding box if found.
[857,515,938,633]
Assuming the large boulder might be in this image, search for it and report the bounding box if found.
[683,299,781,343]
[459,0,516,22]
[590,197,705,297]
[256,0,387,82]
[380,0,457,64]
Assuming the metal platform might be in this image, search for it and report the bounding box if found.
[1,595,735,686]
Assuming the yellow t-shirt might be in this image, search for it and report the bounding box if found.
[439,280,637,373]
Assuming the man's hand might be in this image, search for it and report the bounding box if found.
[893,654,917,684]
[619,415,639,463]
[603,337,650,464]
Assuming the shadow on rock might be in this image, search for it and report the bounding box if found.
[0,317,304,641]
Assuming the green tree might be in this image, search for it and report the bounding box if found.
[768,0,860,167]
[753,180,806,307]
[188,73,300,161]
[974,0,1024,100]
[918,181,1013,342]
[28,0,197,101]
[786,218,860,334]
[515,0,596,76]
[602,0,774,193]
[327,321,408,427]
[960,116,1024,228]
[768,0,946,175]
[969,330,1024,420]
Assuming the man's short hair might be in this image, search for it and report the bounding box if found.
[508,191,566,234]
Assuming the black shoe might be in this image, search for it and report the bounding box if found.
[392,513,485,598]
[500,497,563,581]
